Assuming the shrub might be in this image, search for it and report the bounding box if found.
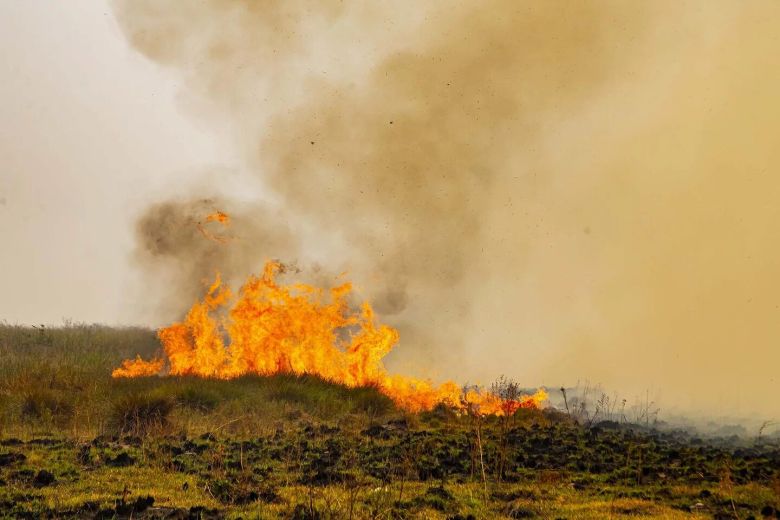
[110,392,173,436]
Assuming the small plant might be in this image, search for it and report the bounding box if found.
[717,457,739,519]
[110,392,174,436]
[461,385,487,501]
[492,375,526,483]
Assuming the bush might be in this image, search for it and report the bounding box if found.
[110,392,173,436]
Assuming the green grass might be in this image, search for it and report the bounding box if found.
[1,323,778,518]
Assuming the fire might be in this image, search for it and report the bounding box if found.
[114,261,546,414]
[205,211,229,224]
[197,211,231,243]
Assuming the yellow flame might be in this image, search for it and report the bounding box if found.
[205,211,229,224]
[113,261,546,413]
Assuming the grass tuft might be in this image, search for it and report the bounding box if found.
[109,392,174,436]
[174,385,221,412]
[348,385,395,417]
[21,389,75,427]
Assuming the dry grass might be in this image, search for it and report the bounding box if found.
[0,323,400,439]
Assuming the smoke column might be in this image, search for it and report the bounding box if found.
[114,0,780,418]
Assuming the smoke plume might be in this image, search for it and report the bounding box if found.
[133,196,296,319]
[114,1,780,417]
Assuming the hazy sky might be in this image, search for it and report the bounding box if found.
[2,1,779,420]
[0,1,226,324]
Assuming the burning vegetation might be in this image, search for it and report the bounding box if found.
[114,255,546,414]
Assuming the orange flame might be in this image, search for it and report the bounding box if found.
[197,211,231,244]
[205,211,230,224]
[113,261,546,414]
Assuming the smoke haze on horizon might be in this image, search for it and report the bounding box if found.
[2,1,780,419]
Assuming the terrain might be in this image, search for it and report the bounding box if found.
[1,324,778,519]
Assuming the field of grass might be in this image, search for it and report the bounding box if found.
[1,323,779,519]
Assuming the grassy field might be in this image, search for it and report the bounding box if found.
[1,323,779,519]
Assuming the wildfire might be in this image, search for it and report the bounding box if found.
[114,262,546,414]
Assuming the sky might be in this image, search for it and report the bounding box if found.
[0,1,226,324]
[2,1,779,421]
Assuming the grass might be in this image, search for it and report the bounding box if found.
[0,323,400,439]
[0,323,779,518]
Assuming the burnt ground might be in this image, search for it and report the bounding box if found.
[1,413,779,519]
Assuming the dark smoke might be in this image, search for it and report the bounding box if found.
[134,196,296,319]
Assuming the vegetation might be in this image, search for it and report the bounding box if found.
[1,323,779,519]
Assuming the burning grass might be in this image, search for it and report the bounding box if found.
[111,261,547,415]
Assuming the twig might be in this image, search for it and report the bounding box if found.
[209,415,248,435]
